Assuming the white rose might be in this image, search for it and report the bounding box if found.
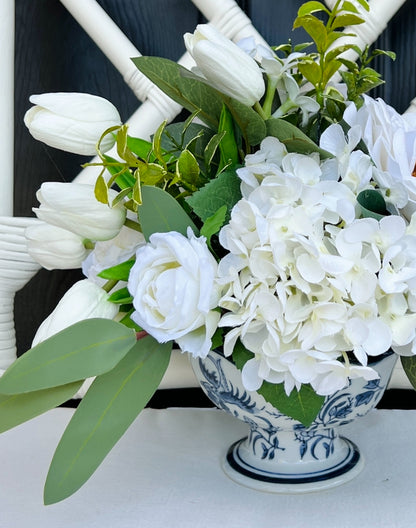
[128,229,220,358]
[24,92,121,155]
[32,279,118,347]
[26,222,88,270]
[82,225,145,283]
[184,24,265,107]
[34,182,126,241]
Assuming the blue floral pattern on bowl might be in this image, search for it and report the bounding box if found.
[190,350,397,493]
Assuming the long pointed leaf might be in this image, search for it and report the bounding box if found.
[0,319,136,394]
[44,337,172,504]
[0,381,82,433]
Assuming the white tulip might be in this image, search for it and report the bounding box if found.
[34,182,126,241]
[24,92,121,155]
[128,228,221,358]
[25,222,88,270]
[32,279,118,347]
[184,24,265,107]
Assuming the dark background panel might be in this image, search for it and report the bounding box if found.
[13,0,416,407]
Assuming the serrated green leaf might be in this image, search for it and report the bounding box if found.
[0,382,83,434]
[401,356,416,390]
[357,189,389,219]
[0,319,136,394]
[266,118,333,158]
[132,57,223,129]
[186,168,242,223]
[258,382,325,427]
[98,259,136,281]
[44,337,172,504]
[200,205,227,248]
[138,185,198,240]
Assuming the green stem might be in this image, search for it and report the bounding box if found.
[262,76,279,119]
[102,279,118,293]
[253,101,268,120]
[124,218,142,232]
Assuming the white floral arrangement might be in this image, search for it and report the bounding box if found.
[1,0,416,504]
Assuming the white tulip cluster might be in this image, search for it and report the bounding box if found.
[214,134,416,396]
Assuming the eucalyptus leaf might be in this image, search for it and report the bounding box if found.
[266,118,333,159]
[221,96,267,147]
[357,189,389,219]
[132,57,223,129]
[0,381,83,434]
[43,337,172,504]
[401,356,416,390]
[138,185,198,240]
[258,382,325,427]
[0,319,136,394]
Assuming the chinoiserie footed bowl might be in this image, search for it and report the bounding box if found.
[190,349,397,493]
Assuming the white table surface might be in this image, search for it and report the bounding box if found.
[0,407,415,528]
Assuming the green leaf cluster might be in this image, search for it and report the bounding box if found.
[0,319,172,504]
[293,0,369,112]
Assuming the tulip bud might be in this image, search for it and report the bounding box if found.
[184,24,265,107]
[32,279,118,347]
[34,182,126,241]
[24,92,121,155]
[26,222,89,270]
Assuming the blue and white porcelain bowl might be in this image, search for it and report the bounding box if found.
[190,350,397,493]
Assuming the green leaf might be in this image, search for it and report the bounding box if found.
[132,57,223,129]
[218,105,239,169]
[43,337,172,504]
[293,15,327,53]
[298,1,329,16]
[222,96,267,146]
[401,356,416,390]
[232,340,254,371]
[266,118,333,159]
[94,173,109,205]
[204,131,226,170]
[354,0,369,11]
[298,60,321,86]
[330,13,365,30]
[107,287,133,304]
[0,382,82,433]
[98,258,136,281]
[258,382,325,427]
[126,136,153,159]
[176,149,200,188]
[357,189,390,219]
[200,205,227,248]
[138,185,198,240]
[0,319,136,394]
[186,167,242,223]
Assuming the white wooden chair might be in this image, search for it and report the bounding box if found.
[0,0,412,389]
